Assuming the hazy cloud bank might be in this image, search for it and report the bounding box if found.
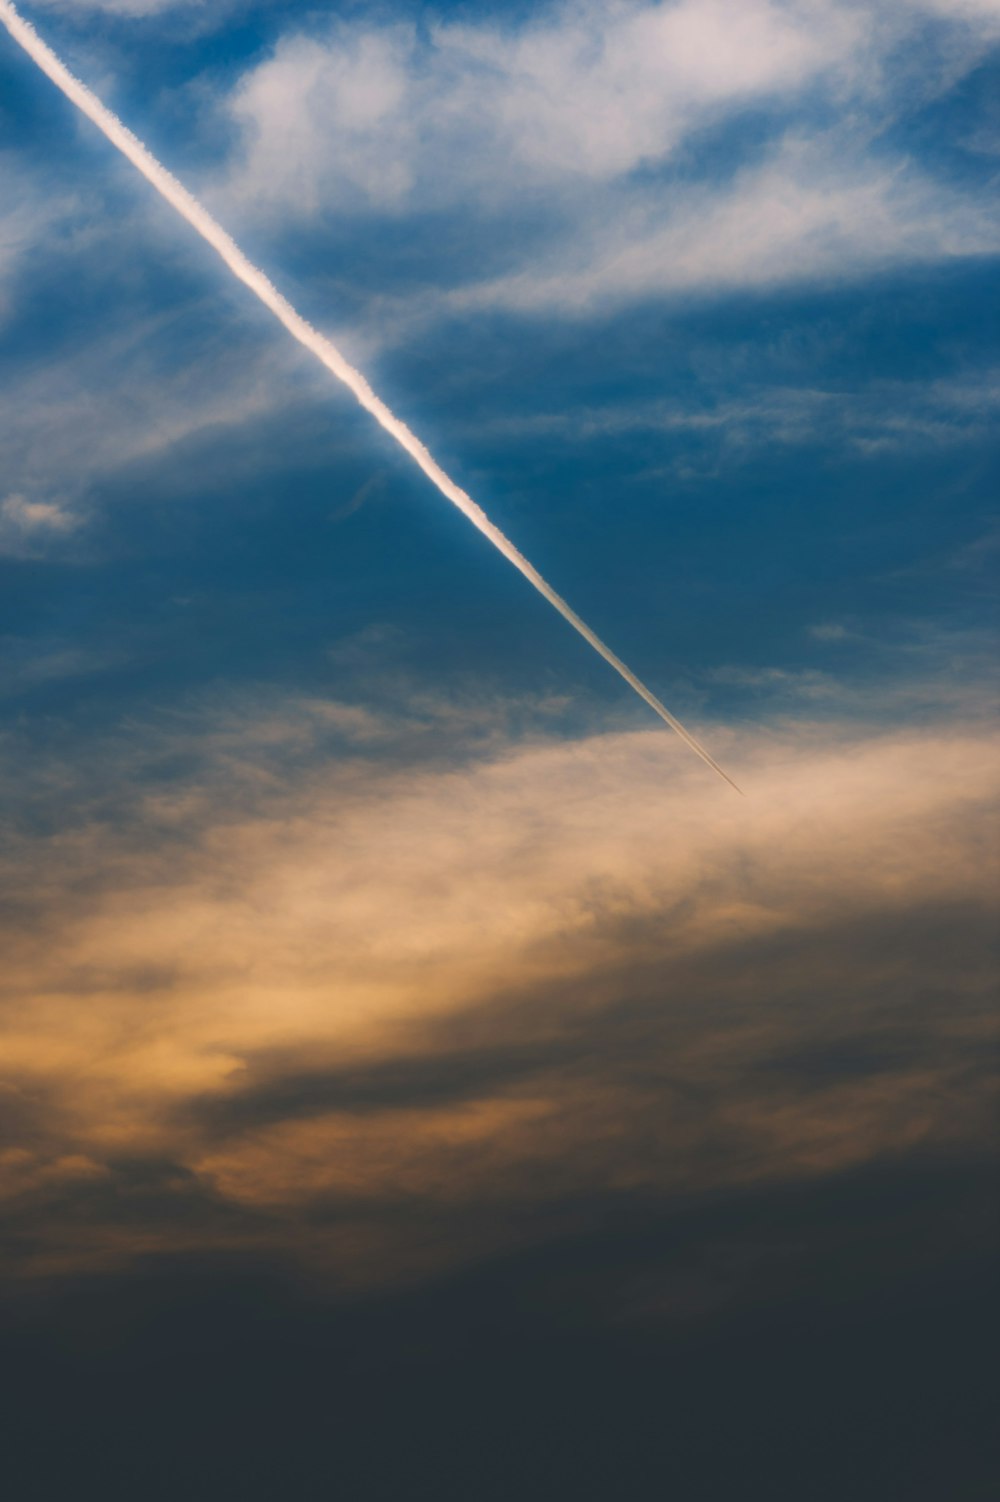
[1,699,995,1287]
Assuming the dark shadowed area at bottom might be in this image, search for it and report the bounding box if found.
[3,1151,996,1502]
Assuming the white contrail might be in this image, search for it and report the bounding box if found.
[0,0,742,793]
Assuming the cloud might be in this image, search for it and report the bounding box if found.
[0,304,342,543]
[809,622,851,642]
[453,366,1000,457]
[222,1,860,213]
[0,492,78,558]
[0,160,81,308]
[440,0,856,179]
[211,0,1000,322]
[0,693,995,1285]
[0,493,76,532]
[912,0,1000,19]
[29,1,204,15]
[428,137,1000,315]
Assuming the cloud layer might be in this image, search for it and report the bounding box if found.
[2,697,996,1286]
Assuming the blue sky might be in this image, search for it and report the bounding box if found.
[1,6,998,1497]
[2,0,997,750]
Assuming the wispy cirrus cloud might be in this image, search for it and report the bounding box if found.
[458,367,1000,453]
[213,0,1000,321]
[435,140,999,316]
[29,0,204,15]
[0,157,81,303]
[0,204,379,548]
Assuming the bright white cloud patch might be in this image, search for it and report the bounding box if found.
[430,0,857,180]
[226,0,860,211]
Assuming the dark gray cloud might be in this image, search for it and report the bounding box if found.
[1,1147,996,1501]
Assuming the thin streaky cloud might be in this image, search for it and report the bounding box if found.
[0,0,740,793]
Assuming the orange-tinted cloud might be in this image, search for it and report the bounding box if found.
[1,702,996,1286]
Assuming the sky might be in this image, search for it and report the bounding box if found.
[1,2,998,1497]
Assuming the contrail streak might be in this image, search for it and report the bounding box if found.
[0,0,741,792]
